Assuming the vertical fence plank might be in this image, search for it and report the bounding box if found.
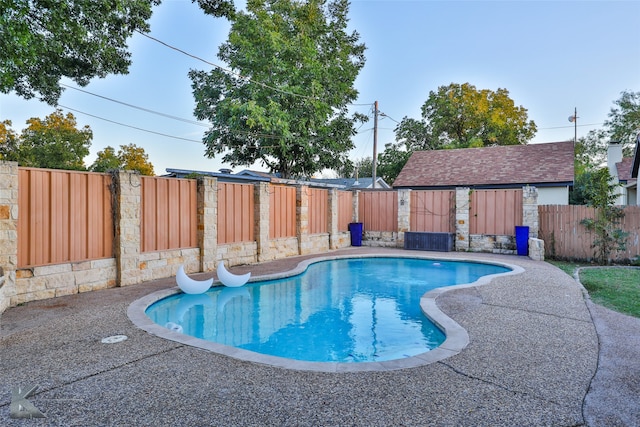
[141,176,197,253]
[308,188,328,234]
[410,190,455,232]
[470,189,523,235]
[269,185,296,239]
[359,190,397,232]
[337,191,353,232]
[217,182,255,244]
[538,205,639,261]
[18,168,114,267]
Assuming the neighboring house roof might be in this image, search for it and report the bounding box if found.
[616,157,635,184]
[163,168,270,183]
[310,177,390,190]
[236,169,282,180]
[393,141,575,189]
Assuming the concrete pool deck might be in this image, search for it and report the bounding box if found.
[1,248,639,426]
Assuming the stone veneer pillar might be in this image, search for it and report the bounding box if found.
[522,185,539,238]
[328,188,339,249]
[0,161,18,313]
[114,170,142,286]
[297,185,310,255]
[198,176,217,272]
[255,182,271,262]
[455,187,471,251]
[352,190,360,223]
[397,189,411,246]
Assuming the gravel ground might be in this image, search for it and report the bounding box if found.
[1,248,637,426]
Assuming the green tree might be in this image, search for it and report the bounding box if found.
[571,91,640,204]
[91,143,155,175]
[338,156,373,178]
[376,142,411,185]
[190,0,366,179]
[90,146,122,172]
[12,110,92,170]
[395,83,537,150]
[580,167,628,265]
[118,143,155,175]
[604,90,640,156]
[0,120,19,160]
[1,0,164,104]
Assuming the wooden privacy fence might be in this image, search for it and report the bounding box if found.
[17,168,114,268]
[308,188,328,234]
[410,190,455,233]
[539,205,640,261]
[470,189,523,235]
[270,185,296,239]
[359,190,398,232]
[140,176,198,252]
[217,182,254,244]
[337,190,353,232]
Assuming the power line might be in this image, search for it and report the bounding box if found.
[538,122,602,130]
[60,84,210,127]
[136,30,372,108]
[136,31,320,101]
[58,104,204,143]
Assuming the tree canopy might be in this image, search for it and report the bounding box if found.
[91,143,155,175]
[375,82,537,184]
[0,110,92,170]
[0,0,163,104]
[604,90,640,155]
[190,0,366,179]
[571,90,640,204]
[395,83,537,150]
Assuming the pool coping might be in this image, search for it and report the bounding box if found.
[127,253,524,372]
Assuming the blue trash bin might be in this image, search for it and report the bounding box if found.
[349,222,363,246]
[515,226,529,256]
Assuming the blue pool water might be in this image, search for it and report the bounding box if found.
[145,257,510,363]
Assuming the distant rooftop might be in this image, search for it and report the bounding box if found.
[393,141,575,189]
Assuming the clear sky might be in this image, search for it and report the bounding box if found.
[2,0,639,176]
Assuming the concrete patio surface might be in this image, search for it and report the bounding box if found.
[1,247,638,426]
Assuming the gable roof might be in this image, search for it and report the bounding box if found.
[616,157,635,183]
[393,141,575,189]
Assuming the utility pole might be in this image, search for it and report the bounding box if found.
[569,107,578,144]
[372,100,378,189]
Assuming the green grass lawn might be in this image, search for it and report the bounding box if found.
[547,260,640,318]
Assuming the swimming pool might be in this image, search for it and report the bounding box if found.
[144,257,512,365]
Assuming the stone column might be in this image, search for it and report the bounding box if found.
[455,187,471,251]
[0,161,18,313]
[397,189,411,247]
[352,190,360,223]
[114,170,142,287]
[198,176,217,272]
[522,185,539,238]
[255,182,271,262]
[328,188,339,249]
[297,185,310,255]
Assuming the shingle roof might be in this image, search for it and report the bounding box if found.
[616,157,634,182]
[393,141,575,189]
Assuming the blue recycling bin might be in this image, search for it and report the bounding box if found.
[349,222,363,246]
[515,226,529,256]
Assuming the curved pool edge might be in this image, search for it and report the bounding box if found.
[127,253,525,373]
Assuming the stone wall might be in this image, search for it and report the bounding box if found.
[216,242,258,267]
[0,160,545,313]
[0,165,354,313]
